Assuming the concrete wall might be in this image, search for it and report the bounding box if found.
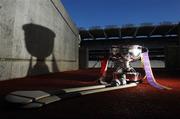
[0,0,80,80]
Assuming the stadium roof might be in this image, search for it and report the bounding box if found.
[79,22,179,40]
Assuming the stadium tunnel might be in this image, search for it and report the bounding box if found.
[79,22,180,70]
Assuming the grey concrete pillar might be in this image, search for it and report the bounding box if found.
[79,47,89,69]
[165,46,180,69]
[164,23,180,69]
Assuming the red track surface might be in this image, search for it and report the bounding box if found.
[0,69,180,119]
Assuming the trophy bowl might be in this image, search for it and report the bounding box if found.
[121,45,143,61]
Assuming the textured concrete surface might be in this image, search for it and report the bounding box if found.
[0,0,80,80]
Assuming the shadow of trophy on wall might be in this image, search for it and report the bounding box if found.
[23,23,57,76]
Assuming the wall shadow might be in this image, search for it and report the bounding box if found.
[23,23,59,76]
